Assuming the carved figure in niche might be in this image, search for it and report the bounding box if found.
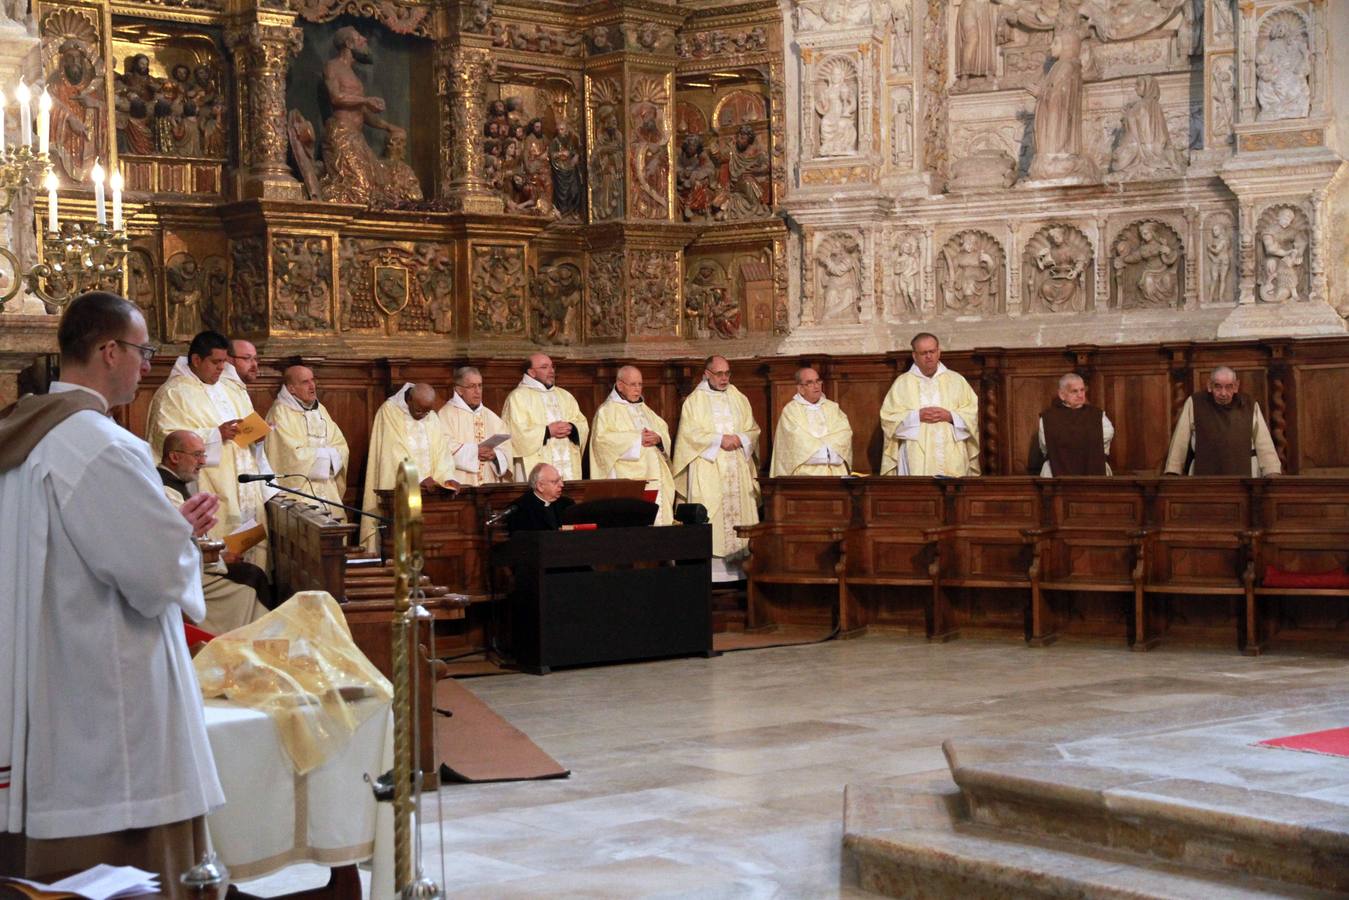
[1255,17,1311,122]
[939,231,999,315]
[530,262,581,345]
[685,259,739,340]
[155,64,201,157]
[813,60,857,157]
[1211,0,1234,41]
[1204,219,1232,305]
[126,250,157,337]
[588,252,624,338]
[1109,75,1184,179]
[677,133,717,221]
[114,54,157,155]
[275,238,332,330]
[381,130,422,201]
[192,66,226,158]
[1026,225,1091,313]
[712,125,771,220]
[522,117,553,208]
[1112,221,1180,309]
[955,0,1005,89]
[885,0,912,73]
[166,252,203,339]
[49,37,106,181]
[590,84,625,220]
[1176,0,1202,58]
[550,120,584,219]
[313,27,409,205]
[892,90,912,163]
[1258,207,1307,304]
[1211,56,1235,143]
[630,83,670,220]
[1027,2,1098,182]
[893,234,921,315]
[816,234,861,323]
[629,252,678,335]
[472,247,526,335]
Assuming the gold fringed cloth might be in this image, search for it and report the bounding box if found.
[193,591,393,774]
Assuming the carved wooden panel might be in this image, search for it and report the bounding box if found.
[1295,365,1349,474]
[1007,373,1061,474]
[864,536,931,577]
[1100,371,1173,474]
[1059,541,1135,581]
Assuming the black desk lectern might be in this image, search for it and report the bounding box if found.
[492,524,713,674]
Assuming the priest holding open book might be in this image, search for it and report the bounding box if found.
[438,365,513,485]
[146,329,271,569]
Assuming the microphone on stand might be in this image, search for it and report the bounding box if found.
[237,473,277,483]
[485,504,517,528]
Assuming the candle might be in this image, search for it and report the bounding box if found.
[110,167,123,232]
[45,169,58,233]
[91,158,105,225]
[37,88,50,156]
[15,78,30,149]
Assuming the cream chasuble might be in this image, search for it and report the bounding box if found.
[879,363,981,476]
[771,394,853,477]
[360,383,457,551]
[499,375,589,481]
[146,357,269,566]
[672,381,761,560]
[589,389,676,525]
[437,392,512,485]
[265,385,351,521]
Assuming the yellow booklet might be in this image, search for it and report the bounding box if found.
[232,411,271,448]
[223,521,266,556]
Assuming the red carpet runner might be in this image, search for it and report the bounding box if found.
[433,678,570,783]
[1258,726,1349,758]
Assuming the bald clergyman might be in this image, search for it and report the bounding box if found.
[589,365,676,524]
[1163,366,1281,477]
[265,365,350,520]
[500,353,589,481]
[770,367,853,477]
[1028,373,1114,476]
[359,383,457,551]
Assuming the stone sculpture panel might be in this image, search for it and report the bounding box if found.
[483,87,583,221]
[1203,212,1235,306]
[937,229,1004,317]
[588,78,625,221]
[813,231,863,323]
[230,237,269,334]
[811,55,859,158]
[470,245,527,336]
[272,235,333,331]
[685,258,742,340]
[629,251,681,336]
[530,260,582,345]
[1255,9,1311,122]
[1024,224,1094,314]
[43,8,108,182]
[1111,220,1183,310]
[886,230,924,319]
[338,238,453,333]
[629,76,672,220]
[1257,204,1309,304]
[586,250,625,339]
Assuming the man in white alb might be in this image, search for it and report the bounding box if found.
[438,366,512,485]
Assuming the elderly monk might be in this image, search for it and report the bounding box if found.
[500,353,589,481]
[437,366,512,485]
[0,292,223,891]
[1028,373,1114,476]
[265,365,350,520]
[1163,366,1281,476]
[147,329,270,568]
[360,383,457,551]
[590,365,675,524]
[879,332,980,476]
[771,367,853,476]
[158,431,267,633]
[673,355,761,581]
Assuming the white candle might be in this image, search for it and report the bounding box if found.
[37,88,50,156]
[91,158,105,225]
[0,88,7,155]
[110,167,123,232]
[45,169,58,233]
[15,78,30,149]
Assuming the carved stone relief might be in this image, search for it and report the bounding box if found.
[883,0,912,74]
[890,88,913,166]
[628,251,681,336]
[529,260,582,345]
[685,258,743,340]
[127,249,158,339]
[948,133,1017,192]
[814,232,862,323]
[1210,55,1235,145]
[470,245,527,336]
[43,8,107,182]
[1203,212,1235,306]
[1256,204,1309,304]
[272,235,333,331]
[112,42,229,161]
[630,76,671,220]
[937,229,1004,316]
[1026,4,1098,183]
[294,0,431,36]
[886,230,924,318]
[1111,220,1183,310]
[338,238,453,333]
[1210,0,1234,45]
[230,237,268,334]
[488,21,584,57]
[954,0,999,90]
[1024,224,1094,314]
[586,250,624,339]
[811,55,859,158]
[1255,10,1311,122]
[1108,75,1184,180]
[588,78,625,221]
[166,252,205,339]
[622,22,676,54]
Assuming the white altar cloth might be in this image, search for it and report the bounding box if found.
[202,697,393,893]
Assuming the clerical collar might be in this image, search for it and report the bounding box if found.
[906,362,948,381]
[170,355,232,390]
[607,388,643,406]
[697,379,728,394]
[391,382,417,417]
[276,384,318,412]
[49,380,110,413]
[533,491,552,507]
[450,391,481,413]
[520,374,553,392]
[792,393,827,409]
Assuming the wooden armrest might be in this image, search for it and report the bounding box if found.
[922,525,957,539]
[1125,528,1154,540]
[1021,527,1056,539]
[735,524,772,538]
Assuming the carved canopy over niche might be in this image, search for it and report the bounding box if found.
[292,0,432,38]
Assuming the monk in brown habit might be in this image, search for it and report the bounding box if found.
[1163,366,1282,476]
[1028,373,1113,476]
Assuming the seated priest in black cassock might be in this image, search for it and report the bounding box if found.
[506,462,576,533]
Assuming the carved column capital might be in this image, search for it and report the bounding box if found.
[227,18,304,200]
[437,41,502,213]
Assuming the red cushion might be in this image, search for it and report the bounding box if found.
[1263,565,1349,589]
[183,621,217,646]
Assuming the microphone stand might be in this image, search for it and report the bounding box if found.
[267,480,393,565]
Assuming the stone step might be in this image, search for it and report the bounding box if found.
[844,779,1341,900]
[942,738,1349,894]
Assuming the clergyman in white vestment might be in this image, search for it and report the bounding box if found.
[500,353,589,481]
[589,365,676,525]
[265,365,351,520]
[879,332,981,476]
[437,366,512,485]
[770,367,853,476]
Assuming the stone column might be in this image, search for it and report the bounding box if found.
[227,15,304,201]
[438,41,501,213]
